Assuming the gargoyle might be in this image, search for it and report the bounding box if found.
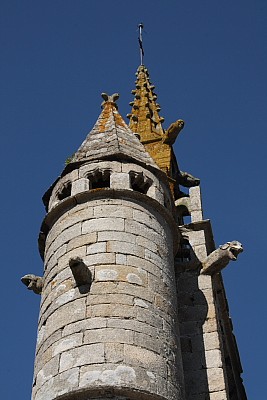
[162,119,184,145]
[69,257,92,287]
[21,274,43,295]
[178,171,200,188]
[201,241,243,275]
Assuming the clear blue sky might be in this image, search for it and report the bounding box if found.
[1,1,266,398]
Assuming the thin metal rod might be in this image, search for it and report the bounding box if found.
[138,23,144,65]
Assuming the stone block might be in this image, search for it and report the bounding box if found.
[107,240,145,258]
[52,333,83,356]
[133,332,163,355]
[126,255,160,277]
[106,318,154,337]
[209,390,228,400]
[93,203,133,218]
[46,223,82,258]
[36,329,62,356]
[124,344,166,376]
[147,185,164,204]
[84,252,116,266]
[87,241,107,254]
[84,328,134,345]
[44,244,67,272]
[202,318,218,333]
[62,317,107,336]
[59,343,105,372]
[118,281,153,300]
[110,172,130,189]
[198,274,213,290]
[204,349,223,368]
[67,232,97,252]
[136,307,163,328]
[36,354,60,387]
[136,235,158,253]
[203,332,220,351]
[82,217,124,234]
[98,230,136,243]
[116,253,127,264]
[71,178,90,195]
[206,367,226,392]
[34,368,79,400]
[87,293,134,306]
[90,304,135,319]
[104,343,124,363]
[194,244,207,261]
[44,298,86,339]
[95,264,147,286]
[79,364,137,389]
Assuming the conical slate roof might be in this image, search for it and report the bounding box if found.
[69,93,159,169]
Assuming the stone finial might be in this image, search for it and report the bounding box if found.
[69,257,92,286]
[21,274,43,295]
[201,241,243,275]
[101,93,120,109]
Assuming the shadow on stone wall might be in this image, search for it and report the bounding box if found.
[175,264,210,399]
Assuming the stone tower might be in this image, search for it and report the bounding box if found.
[22,66,246,400]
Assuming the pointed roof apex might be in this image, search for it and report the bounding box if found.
[66,92,159,170]
[128,65,165,142]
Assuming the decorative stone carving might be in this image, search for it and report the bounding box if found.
[69,257,92,286]
[201,241,243,275]
[101,92,120,109]
[178,171,200,187]
[163,119,185,145]
[21,274,43,295]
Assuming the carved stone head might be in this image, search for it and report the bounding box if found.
[219,241,243,260]
[21,274,43,295]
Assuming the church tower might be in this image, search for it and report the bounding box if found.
[22,65,246,400]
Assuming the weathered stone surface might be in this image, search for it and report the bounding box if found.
[62,317,107,336]
[110,172,130,190]
[84,328,134,345]
[42,298,86,340]
[59,343,105,372]
[34,368,79,400]
[82,217,124,234]
[52,333,83,356]
[67,232,97,251]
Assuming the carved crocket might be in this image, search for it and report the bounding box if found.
[201,241,243,275]
[21,274,43,295]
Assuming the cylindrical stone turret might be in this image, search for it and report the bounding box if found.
[32,98,185,400]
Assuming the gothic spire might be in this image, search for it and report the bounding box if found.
[127,65,165,143]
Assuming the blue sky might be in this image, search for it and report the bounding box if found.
[1,0,266,398]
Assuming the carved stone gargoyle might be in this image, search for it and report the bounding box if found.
[21,274,43,295]
[178,171,200,188]
[201,241,243,275]
[69,257,92,287]
[162,119,184,145]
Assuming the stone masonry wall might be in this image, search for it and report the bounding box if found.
[33,195,184,400]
